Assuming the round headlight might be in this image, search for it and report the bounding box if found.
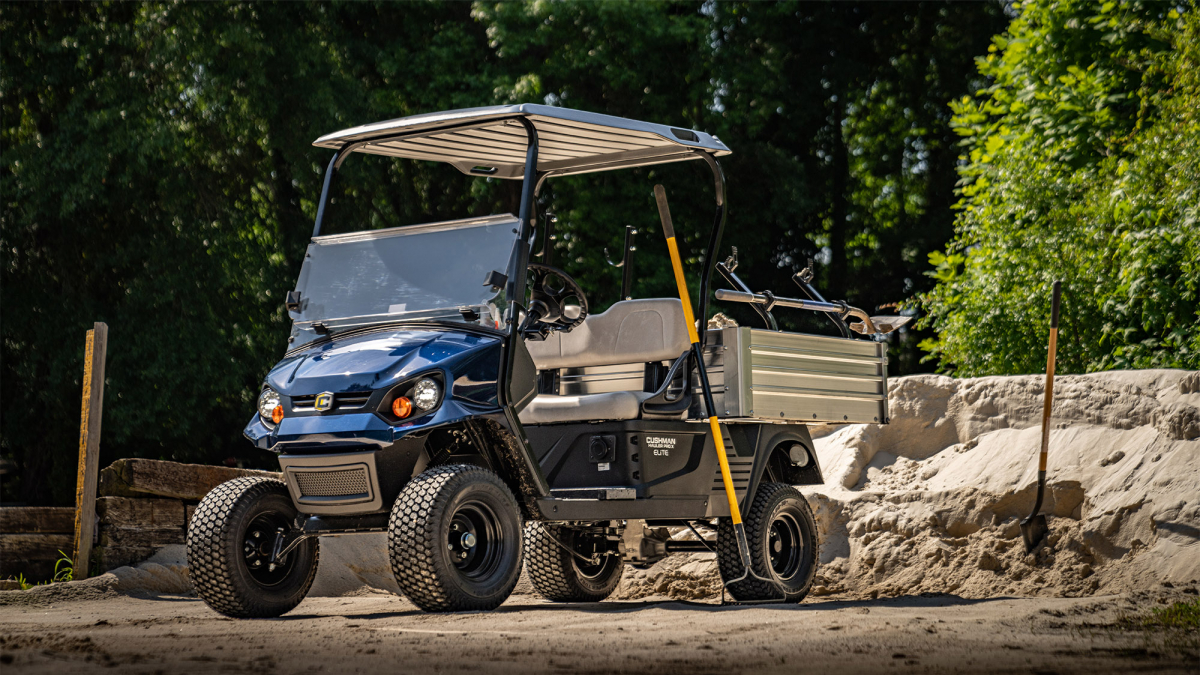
[257,388,281,422]
[412,378,440,411]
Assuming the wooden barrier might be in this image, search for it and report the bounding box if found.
[98,458,279,501]
[3,457,281,581]
[0,507,76,582]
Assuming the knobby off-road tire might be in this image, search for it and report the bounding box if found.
[186,477,319,618]
[388,464,523,612]
[717,482,819,602]
[524,522,623,602]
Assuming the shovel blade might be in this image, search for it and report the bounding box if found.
[1020,514,1049,552]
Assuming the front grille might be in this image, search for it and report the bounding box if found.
[337,393,371,409]
[291,392,372,412]
[292,467,370,498]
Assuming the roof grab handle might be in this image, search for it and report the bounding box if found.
[603,225,638,301]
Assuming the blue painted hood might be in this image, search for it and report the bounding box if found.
[265,327,501,396]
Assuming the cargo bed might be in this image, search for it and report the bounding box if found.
[694,327,889,424]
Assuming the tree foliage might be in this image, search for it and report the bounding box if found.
[920,0,1200,376]
[5,2,1003,503]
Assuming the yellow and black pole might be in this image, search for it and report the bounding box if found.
[654,184,761,585]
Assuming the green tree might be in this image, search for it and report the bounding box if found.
[1,2,505,503]
[3,1,1008,505]
[920,0,1199,376]
[703,2,1006,371]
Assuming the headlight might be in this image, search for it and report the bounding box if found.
[258,388,282,424]
[412,378,440,411]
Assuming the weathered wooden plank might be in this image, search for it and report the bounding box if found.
[95,497,186,529]
[98,527,184,548]
[94,545,160,571]
[0,533,74,582]
[0,507,76,534]
[98,458,280,501]
[73,322,107,580]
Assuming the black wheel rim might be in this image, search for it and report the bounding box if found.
[767,508,806,584]
[242,511,296,587]
[447,500,505,581]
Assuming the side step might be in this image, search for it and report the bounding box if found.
[550,487,636,500]
[537,494,708,521]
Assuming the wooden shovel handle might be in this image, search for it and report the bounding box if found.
[1039,281,1061,472]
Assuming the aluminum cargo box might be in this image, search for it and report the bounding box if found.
[693,327,889,424]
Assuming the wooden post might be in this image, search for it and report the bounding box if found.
[72,322,108,580]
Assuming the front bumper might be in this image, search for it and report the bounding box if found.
[278,451,383,515]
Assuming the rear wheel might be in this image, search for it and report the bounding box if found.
[186,477,319,618]
[524,522,623,602]
[717,482,818,602]
[388,464,523,612]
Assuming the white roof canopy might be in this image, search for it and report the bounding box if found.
[313,104,731,179]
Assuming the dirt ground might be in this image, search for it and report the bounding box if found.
[1,588,1196,674]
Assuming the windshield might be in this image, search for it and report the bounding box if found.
[288,215,518,345]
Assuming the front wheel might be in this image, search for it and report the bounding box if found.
[186,477,319,618]
[388,464,523,612]
[524,522,623,602]
[716,482,819,602]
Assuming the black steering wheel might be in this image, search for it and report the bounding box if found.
[525,263,589,333]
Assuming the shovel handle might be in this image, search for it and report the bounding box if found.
[1039,281,1061,472]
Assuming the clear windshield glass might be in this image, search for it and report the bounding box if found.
[288,215,517,342]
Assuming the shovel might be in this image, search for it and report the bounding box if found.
[1021,281,1062,552]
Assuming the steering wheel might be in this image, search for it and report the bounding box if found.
[525,263,589,333]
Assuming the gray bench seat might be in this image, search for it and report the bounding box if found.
[519,298,689,425]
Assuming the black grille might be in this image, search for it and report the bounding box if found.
[291,392,372,411]
[291,467,370,498]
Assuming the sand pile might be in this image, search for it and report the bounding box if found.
[0,546,192,606]
[619,369,1200,601]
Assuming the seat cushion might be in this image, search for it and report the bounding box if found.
[525,298,689,370]
[518,391,652,425]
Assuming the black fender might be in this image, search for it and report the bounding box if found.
[740,424,822,513]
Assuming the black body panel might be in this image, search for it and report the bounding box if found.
[526,420,717,500]
[526,419,823,522]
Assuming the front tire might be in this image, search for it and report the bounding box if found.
[186,477,319,618]
[524,522,623,602]
[717,482,819,602]
[388,464,523,612]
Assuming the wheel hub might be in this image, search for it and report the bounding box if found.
[447,502,503,580]
[767,512,804,582]
[242,512,296,587]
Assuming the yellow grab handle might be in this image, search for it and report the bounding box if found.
[655,184,743,526]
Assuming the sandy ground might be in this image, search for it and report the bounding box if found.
[1,588,1197,674]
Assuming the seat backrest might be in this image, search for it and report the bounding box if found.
[525,298,689,370]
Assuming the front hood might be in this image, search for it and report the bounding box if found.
[265,326,501,396]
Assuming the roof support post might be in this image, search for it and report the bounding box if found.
[311,151,344,239]
[506,119,540,315]
[496,118,550,507]
[695,153,727,348]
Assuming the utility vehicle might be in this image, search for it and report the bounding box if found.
[185,105,906,617]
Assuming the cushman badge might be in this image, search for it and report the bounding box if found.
[314,391,334,412]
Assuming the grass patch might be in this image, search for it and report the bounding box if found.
[1143,597,1200,630]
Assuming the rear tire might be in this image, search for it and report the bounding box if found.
[388,464,523,612]
[717,482,819,602]
[186,477,319,618]
[524,522,623,602]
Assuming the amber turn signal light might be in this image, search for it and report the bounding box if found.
[392,396,413,419]
[271,405,284,425]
